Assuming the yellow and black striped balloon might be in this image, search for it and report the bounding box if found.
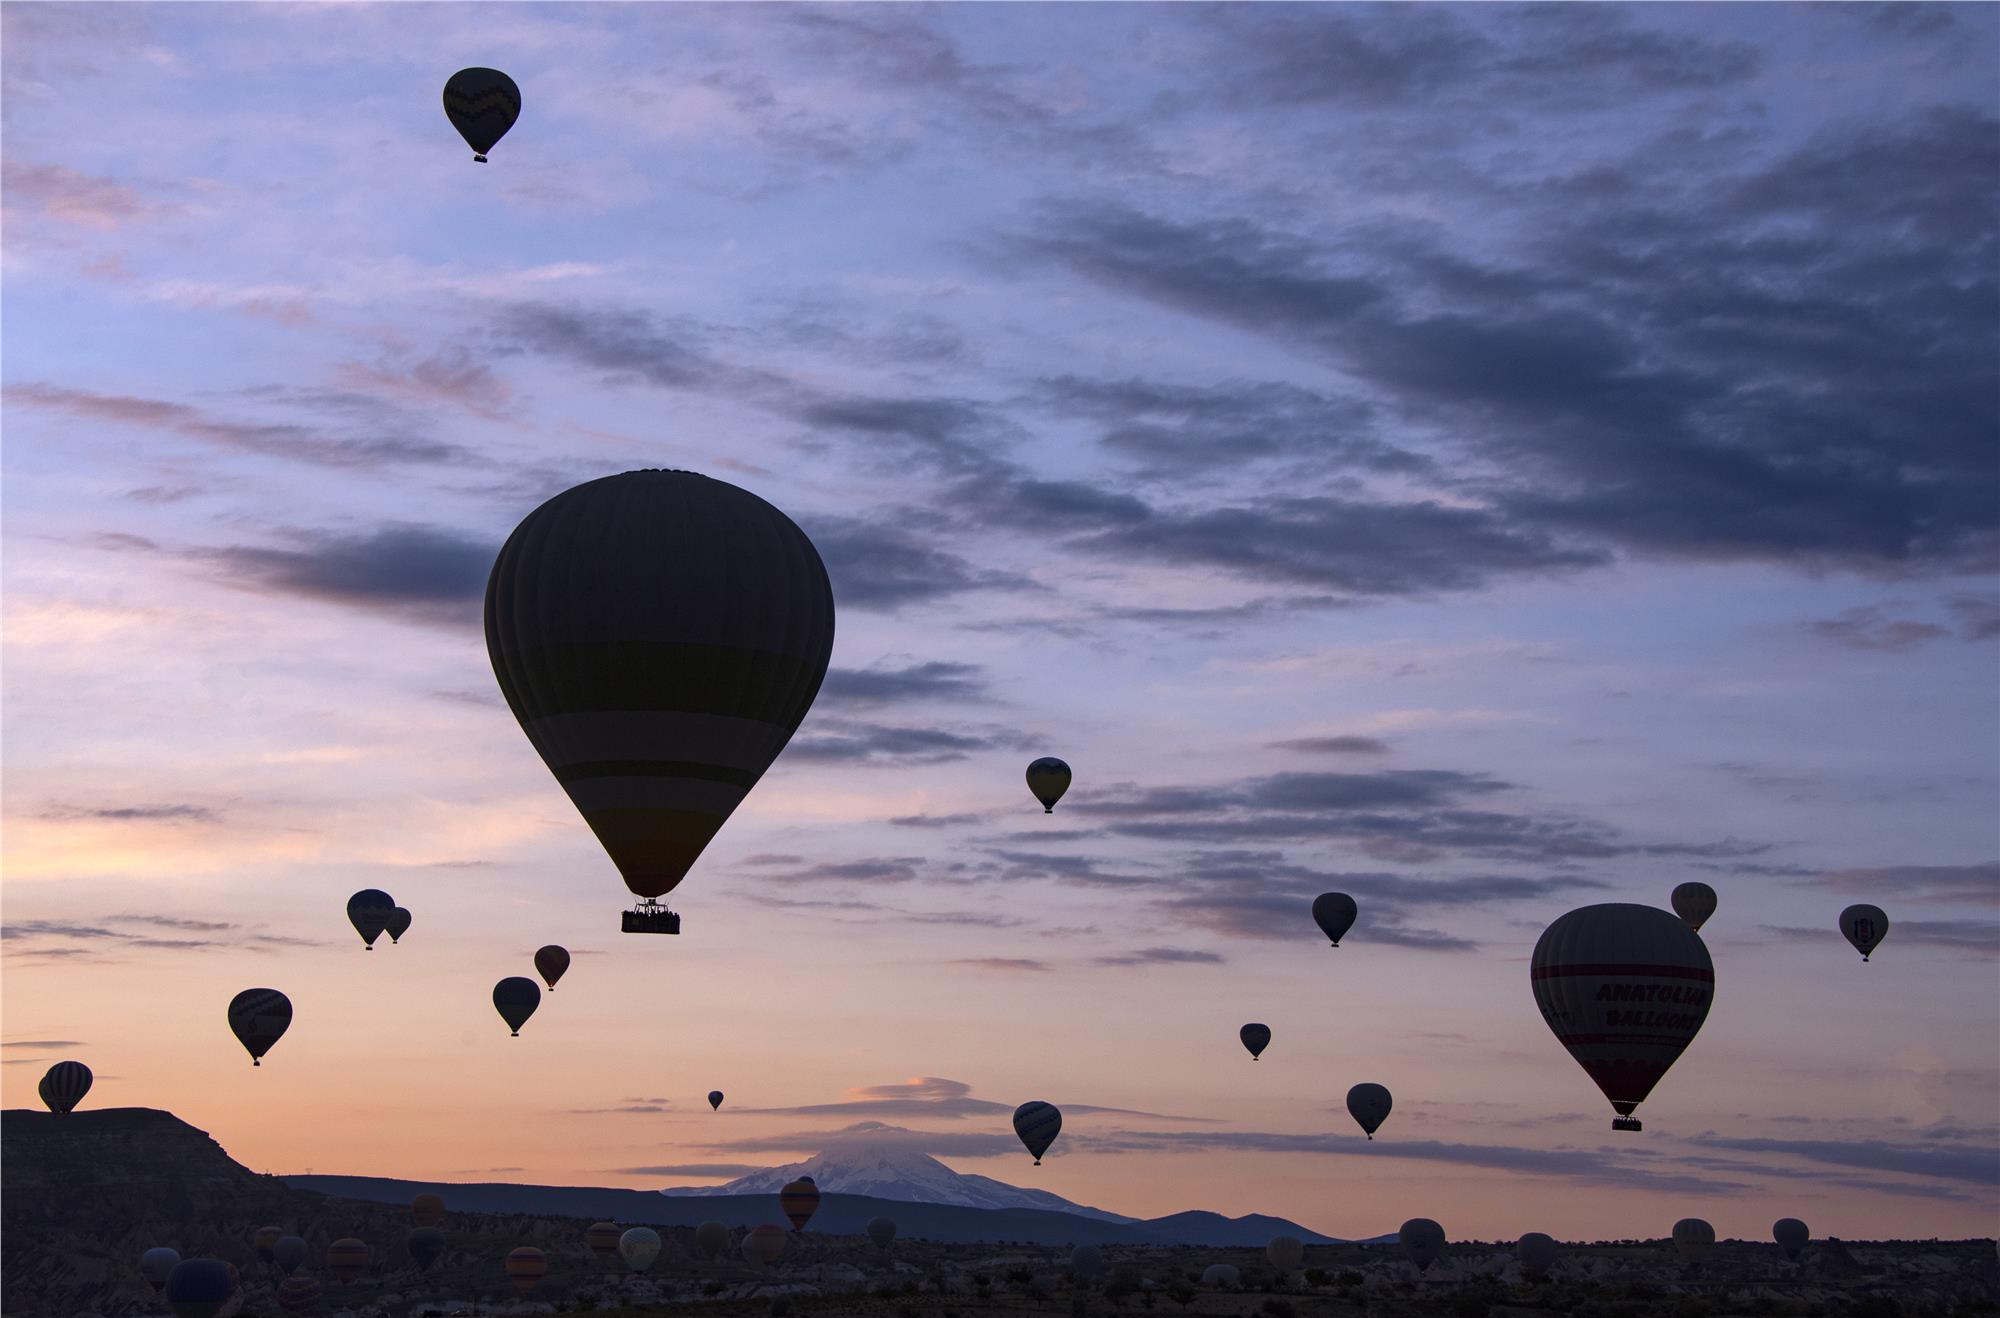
[442,68,520,162]
[506,1245,547,1294]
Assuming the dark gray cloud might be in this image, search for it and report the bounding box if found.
[1092,946,1224,967]
[888,812,991,829]
[494,302,735,391]
[803,516,1031,611]
[1267,736,1390,755]
[1798,862,1998,905]
[729,1079,1210,1126]
[621,1163,765,1178]
[1,916,324,955]
[701,1120,1023,1158]
[1947,594,2000,640]
[40,802,218,823]
[950,957,1053,973]
[788,719,1021,766]
[1684,1134,2000,1187]
[200,524,494,626]
[572,1103,671,1115]
[743,857,927,886]
[819,660,989,707]
[1760,920,1999,955]
[1808,605,1953,653]
[0,1039,85,1049]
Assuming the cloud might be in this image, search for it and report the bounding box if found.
[1,159,171,230]
[788,719,1023,765]
[1808,605,1953,652]
[1091,946,1225,967]
[1799,862,1999,904]
[621,1164,766,1179]
[1267,736,1390,755]
[1,915,324,955]
[572,1104,672,1115]
[199,524,494,626]
[1684,1134,2000,1187]
[0,1039,85,1049]
[732,1079,1210,1126]
[743,857,927,886]
[819,661,989,707]
[804,516,1031,610]
[494,301,747,392]
[1760,921,1999,955]
[39,802,218,823]
[1947,594,2000,640]
[949,957,1053,972]
[888,812,990,829]
[703,1120,1024,1158]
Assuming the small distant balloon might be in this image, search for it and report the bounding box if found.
[275,1274,320,1314]
[1773,1218,1809,1261]
[619,1226,662,1273]
[1399,1218,1445,1272]
[1841,903,1889,961]
[1239,1023,1271,1060]
[742,1223,787,1266]
[163,1258,235,1318]
[412,1192,445,1226]
[407,1227,446,1270]
[140,1247,180,1292]
[386,906,412,944]
[506,1245,547,1295]
[1346,1082,1392,1139]
[1070,1243,1105,1279]
[708,1089,725,1110]
[253,1227,281,1262]
[39,1059,91,1114]
[780,1177,821,1230]
[534,945,570,989]
[1267,1235,1304,1271]
[493,976,540,1035]
[866,1216,897,1250]
[442,67,521,162]
[1312,892,1357,946]
[1026,757,1072,813]
[273,1236,307,1276]
[1201,1263,1240,1289]
[347,889,394,949]
[696,1221,731,1259]
[1672,1218,1714,1263]
[1517,1232,1558,1279]
[1014,1099,1061,1164]
[227,988,292,1066]
[1670,882,1716,932]
[585,1222,621,1259]
[326,1238,367,1284]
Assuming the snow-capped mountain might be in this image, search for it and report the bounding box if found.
[660,1143,1138,1224]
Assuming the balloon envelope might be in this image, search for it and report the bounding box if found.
[696,1221,731,1259]
[39,1059,91,1114]
[327,1237,367,1282]
[1201,1264,1240,1288]
[1673,1218,1714,1262]
[163,1258,235,1317]
[275,1274,320,1314]
[1013,1100,1062,1164]
[227,988,292,1065]
[1773,1218,1809,1260]
[1517,1232,1558,1277]
[253,1226,281,1261]
[506,1245,547,1294]
[346,889,394,948]
[1670,882,1716,932]
[1312,892,1357,946]
[534,944,570,989]
[1267,1235,1304,1271]
[708,1089,724,1110]
[1841,903,1889,960]
[742,1223,787,1265]
[780,1177,821,1230]
[1239,1023,1271,1059]
[620,1226,662,1273]
[140,1247,180,1292]
[1026,757,1072,812]
[386,906,412,943]
[493,976,540,1035]
[273,1235,307,1275]
[866,1216,897,1249]
[412,1192,446,1226]
[1399,1218,1445,1271]
[1070,1243,1104,1279]
[407,1227,446,1270]
[485,471,836,912]
[1530,903,1712,1129]
[1346,1082,1392,1138]
[442,67,520,160]
[585,1222,621,1258]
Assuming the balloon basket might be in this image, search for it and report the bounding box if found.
[622,906,681,935]
[1612,1117,1642,1132]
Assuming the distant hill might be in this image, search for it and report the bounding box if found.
[660,1143,1138,1223]
[285,1173,1342,1247]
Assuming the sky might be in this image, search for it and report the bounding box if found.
[2,1,1997,1245]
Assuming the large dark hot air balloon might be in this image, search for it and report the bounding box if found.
[39,1059,91,1114]
[506,1246,547,1295]
[1014,1100,1061,1164]
[1312,892,1356,946]
[485,471,835,934]
[407,1227,445,1270]
[742,1223,787,1265]
[228,988,292,1066]
[1026,757,1071,813]
[534,944,570,988]
[1670,882,1716,932]
[443,68,520,162]
[1239,1023,1271,1060]
[1517,1232,1558,1279]
[1346,1082,1392,1139]
[347,890,394,949]
[493,977,540,1035]
[1672,1218,1714,1263]
[1531,904,1712,1131]
[163,1258,235,1318]
[327,1238,368,1284]
[273,1236,307,1276]
[585,1222,621,1259]
[1773,1218,1809,1260]
[1399,1219,1445,1272]
[1841,904,1888,961]
[386,906,412,944]
[140,1247,180,1292]
[779,1177,820,1230]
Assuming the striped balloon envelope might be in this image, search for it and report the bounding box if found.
[484,471,835,930]
[252,1226,281,1262]
[779,1178,820,1231]
[226,989,292,1066]
[584,1222,621,1258]
[506,1245,547,1294]
[275,1273,320,1314]
[1012,1100,1062,1165]
[325,1238,367,1284]
[1531,903,1713,1131]
[38,1060,91,1114]
[741,1224,787,1266]
[442,68,521,162]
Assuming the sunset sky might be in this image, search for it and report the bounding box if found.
[3,2,1996,1244]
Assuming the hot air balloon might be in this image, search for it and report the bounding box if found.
[1014,1100,1061,1164]
[227,988,293,1066]
[742,1223,787,1266]
[1346,1082,1392,1139]
[1201,1264,1240,1289]
[347,889,394,949]
[620,1226,662,1272]
[253,1226,281,1262]
[534,944,569,989]
[164,1258,235,1318]
[1240,1023,1271,1060]
[780,1177,821,1230]
[326,1238,367,1284]
[141,1247,181,1292]
[386,907,412,944]
[1672,1218,1714,1263]
[1267,1236,1304,1271]
[585,1222,621,1259]
[273,1236,307,1276]
[1399,1219,1445,1273]
[1530,903,1713,1131]
[1841,904,1889,961]
[412,1192,445,1226]
[1670,882,1716,932]
[1312,892,1357,946]
[1026,757,1072,813]
[1773,1218,1809,1261]
[1070,1243,1105,1280]
[493,976,540,1035]
[442,67,520,162]
[486,471,835,934]
[39,1059,91,1114]
[1516,1232,1557,1279]
[407,1227,445,1270]
[696,1221,731,1259]
[708,1089,724,1110]
[275,1274,320,1314]
[506,1246,547,1295]
[866,1217,897,1250]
